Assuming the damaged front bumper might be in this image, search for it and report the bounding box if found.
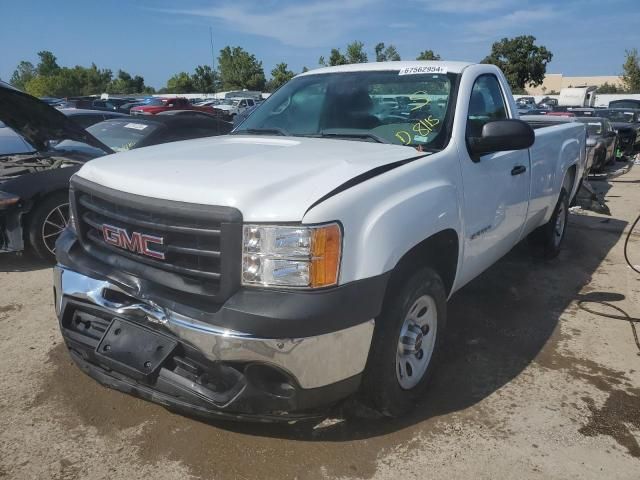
[53,265,377,421]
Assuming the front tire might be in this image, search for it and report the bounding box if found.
[362,268,447,417]
[28,192,70,262]
[529,187,569,259]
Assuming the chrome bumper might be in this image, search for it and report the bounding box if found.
[53,266,374,389]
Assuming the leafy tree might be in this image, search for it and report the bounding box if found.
[481,35,553,90]
[345,41,368,64]
[10,61,36,90]
[319,48,347,67]
[320,41,368,66]
[622,48,640,93]
[165,72,195,93]
[36,51,60,77]
[416,50,441,61]
[375,43,401,62]
[191,65,220,93]
[24,75,59,97]
[217,46,266,91]
[266,63,295,92]
[107,70,147,94]
[596,82,624,94]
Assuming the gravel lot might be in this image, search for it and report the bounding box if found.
[1,163,639,480]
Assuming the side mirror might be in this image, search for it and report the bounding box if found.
[467,119,535,161]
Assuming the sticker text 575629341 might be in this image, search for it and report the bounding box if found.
[399,65,448,76]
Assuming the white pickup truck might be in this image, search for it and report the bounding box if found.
[53,61,586,421]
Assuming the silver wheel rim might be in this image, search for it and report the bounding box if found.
[41,203,70,255]
[553,202,566,248]
[396,294,438,390]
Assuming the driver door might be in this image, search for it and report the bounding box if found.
[458,74,531,286]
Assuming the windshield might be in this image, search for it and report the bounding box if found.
[235,70,457,149]
[85,120,158,152]
[596,110,636,123]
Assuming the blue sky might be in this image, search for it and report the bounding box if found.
[1,0,639,89]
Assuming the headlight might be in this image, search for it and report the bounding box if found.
[242,223,342,288]
[0,191,20,209]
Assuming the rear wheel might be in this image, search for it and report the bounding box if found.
[362,267,447,417]
[28,192,70,262]
[529,188,569,259]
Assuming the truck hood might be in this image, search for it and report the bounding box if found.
[0,83,113,154]
[76,135,424,221]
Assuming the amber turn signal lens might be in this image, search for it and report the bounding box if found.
[310,223,342,288]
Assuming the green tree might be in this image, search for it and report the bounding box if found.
[10,61,36,90]
[266,63,295,92]
[107,70,146,94]
[481,35,553,90]
[165,72,195,93]
[345,41,368,64]
[24,75,59,97]
[319,48,346,67]
[36,51,60,77]
[375,43,401,62]
[596,82,623,94]
[217,46,266,91]
[191,65,220,93]
[622,48,640,93]
[416,50,441,61]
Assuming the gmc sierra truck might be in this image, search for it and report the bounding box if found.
[53,62,586,421]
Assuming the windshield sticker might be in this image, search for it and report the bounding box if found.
[395,131,412,145]
[410,91,431,111]
[399,65,448,76]
[412,116,440,136]
[413,135,429,143]
[124,123,148,130]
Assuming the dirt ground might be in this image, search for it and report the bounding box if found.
[1,162,639,480]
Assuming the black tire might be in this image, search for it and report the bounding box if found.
[27,192,70,262]
[362,267,447,417]
[528,188,569,259]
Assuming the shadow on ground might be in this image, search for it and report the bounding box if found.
[36,213,627,480]
[0,253,51,273]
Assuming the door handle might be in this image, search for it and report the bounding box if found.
[511,165,527,176]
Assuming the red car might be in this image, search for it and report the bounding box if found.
[545,111,576,117]
[130,97,220,116]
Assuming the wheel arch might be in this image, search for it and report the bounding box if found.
[385,229,459,302]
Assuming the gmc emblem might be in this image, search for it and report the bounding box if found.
[102,224,165,260]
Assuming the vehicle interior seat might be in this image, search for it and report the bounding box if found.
[323,88,381,130]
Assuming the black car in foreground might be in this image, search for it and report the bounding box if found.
[0,84,233,260]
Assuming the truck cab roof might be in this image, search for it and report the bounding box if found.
[298,61,474,77]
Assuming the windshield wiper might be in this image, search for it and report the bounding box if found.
[314,130,390,144]
[233,127,290,136]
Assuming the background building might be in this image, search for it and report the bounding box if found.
[528,74,624,95]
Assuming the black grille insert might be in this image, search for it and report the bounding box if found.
[70,176,242,303]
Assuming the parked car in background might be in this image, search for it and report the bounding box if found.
[0,84,233,260]
[537,97,558,109]
[39,97,64,106]
[215,97,257,117]
[592,108,640,155]
[130,97,221,116]
[577,117,618,170]
[609,99,640,110]
[516,96,536,107]
[0,121,35,155]
[90,97,139,113]
[60,109,129,129]
[232,103,259,126]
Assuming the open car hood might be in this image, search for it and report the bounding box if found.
[0,82,113,154]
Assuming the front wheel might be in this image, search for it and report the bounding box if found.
[362,268,447,417]
[28,192,70,262]
[529,187,569,259]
